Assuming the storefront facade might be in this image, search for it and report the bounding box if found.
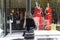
[0,0,60,37]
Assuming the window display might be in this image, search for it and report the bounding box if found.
[0,0,60,38]
[32,0,60,30]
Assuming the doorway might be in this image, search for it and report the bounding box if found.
[5,0,27,33]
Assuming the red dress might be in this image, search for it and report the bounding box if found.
[34,8,43,30]
[45,7,52,30]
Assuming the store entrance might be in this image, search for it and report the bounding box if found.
[7,8,26,30]
[6,0,27,33]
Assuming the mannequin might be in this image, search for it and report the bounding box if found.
[44,3,52,30]
[34,2,43,30]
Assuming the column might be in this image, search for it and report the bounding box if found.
[1,0,7,36]
[26,0,31,13]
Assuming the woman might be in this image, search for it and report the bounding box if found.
[20,12,36,36]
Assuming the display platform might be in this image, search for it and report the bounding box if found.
[34,30,60,40]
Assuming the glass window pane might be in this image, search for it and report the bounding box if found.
[32,0,60,30]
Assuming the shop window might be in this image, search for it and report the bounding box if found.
[31,0,60,30]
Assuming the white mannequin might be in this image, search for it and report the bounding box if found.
[47,3,49,8]
[35,2,39,8]
[46,3,50,10]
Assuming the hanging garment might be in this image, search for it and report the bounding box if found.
[45,7,52,30]
[34,8,43,30]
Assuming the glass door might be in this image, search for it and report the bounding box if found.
[6,0,26,33]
